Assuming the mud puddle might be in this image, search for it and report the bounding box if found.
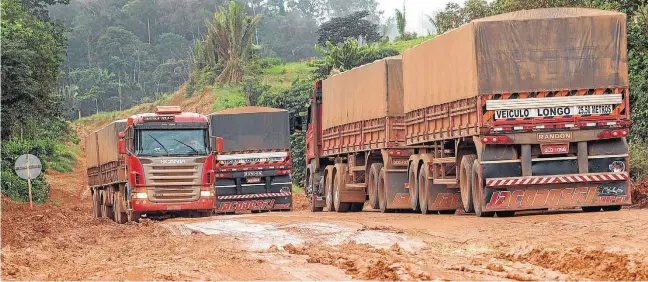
[173,219,424,251]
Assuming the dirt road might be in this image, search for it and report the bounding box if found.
[3,126,648,280]
[3,174,648,281]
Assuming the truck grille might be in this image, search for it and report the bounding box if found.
[145,165,201,203]
[148,186,200,203]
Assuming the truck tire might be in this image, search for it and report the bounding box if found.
[472,160,494,217]
[114,190,128,224]
[418,165,432,214]
[309,171,324,212]
[324,166,335,212]
[333,168,351,212]
[408,162,421,211]
[368,163,383,209]
[602,205,622,211]
[460,155,476,213]
[350,203,364,212]
[378,168,392,213]
[91,190,101,219]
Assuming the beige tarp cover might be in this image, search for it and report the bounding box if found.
[403,8,628,113]
[95,120,127,165]
[322,56,404,130]
[85,132,99,168]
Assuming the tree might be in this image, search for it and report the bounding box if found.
[311,40,399,79]
[429,3,465,34]
[317,11,380,45]
[205,1,262,83]
[395,4,406,38]
[1,0,67,139]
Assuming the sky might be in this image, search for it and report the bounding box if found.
[378,0,462,35]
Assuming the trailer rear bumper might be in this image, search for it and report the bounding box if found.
[482,179,631,212]
[131,197,215,212]
[486,172,629,187]
[214,192,292,213]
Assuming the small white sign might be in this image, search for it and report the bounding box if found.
[494,105,613,119]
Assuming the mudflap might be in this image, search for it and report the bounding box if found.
[425,183,462,212]
[311,194,326,208]
[214,196,292,214]
[385,170,411,209]
[482,181,631,212]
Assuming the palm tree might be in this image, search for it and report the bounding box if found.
[206,1,262,83]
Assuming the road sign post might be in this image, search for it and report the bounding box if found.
[14,154,43,209]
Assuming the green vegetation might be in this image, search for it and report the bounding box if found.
[1,0,79,203]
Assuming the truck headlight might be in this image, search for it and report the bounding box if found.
[134,192,148,199]
[200,191,214,197]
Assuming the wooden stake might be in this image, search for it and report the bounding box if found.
[27,154,33,209]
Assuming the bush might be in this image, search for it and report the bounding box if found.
[290,133,306,186]
[212,91,247,111]
[630,142,648,182]
[257,57,282,69]
[1,170,50,204]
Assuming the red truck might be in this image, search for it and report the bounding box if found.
[305,8,631,216]
[86,106,215,223]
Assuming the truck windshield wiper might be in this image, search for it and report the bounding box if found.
[148,134,169,156]
[173,138,200,155]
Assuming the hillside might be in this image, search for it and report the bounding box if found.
[75,37,429,130]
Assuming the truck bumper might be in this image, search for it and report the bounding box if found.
[482,174,631,212]
[214,192,292,213]
[131,197,215,212]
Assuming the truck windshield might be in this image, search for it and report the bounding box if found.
[137,129,208,156]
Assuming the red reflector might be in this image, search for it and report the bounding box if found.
[481,135,513,144]
[598,129,629,139]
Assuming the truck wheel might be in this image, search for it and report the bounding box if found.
[333,169,350,212]
[350,203,364,212]
[91,190,101,219]
[368,163,382,209]
[472,160,494,217]
[602,205,622,211]
[408,162,420,211]
[496,211,515,217]
[460,155,476,213]
[114,190,128,224]
[199,210,213,217]
[309,171,324,212]
[582,206,602,212]
[418,165,432,214]
[324,166,335,212]
[378,168,392,213]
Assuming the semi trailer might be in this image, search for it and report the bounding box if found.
[305,8,631,216]
[209,107,293,213]
[86,106,215,223]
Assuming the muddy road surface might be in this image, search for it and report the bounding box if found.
[3,130,648,280]
[3,183,648,280]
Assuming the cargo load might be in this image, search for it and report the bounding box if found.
[86,120,126,168]
[322,56,403,130]
[209,106,290,152]
[403,8,628,113]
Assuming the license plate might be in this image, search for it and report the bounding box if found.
[494,105,614,119]
[392,159,408,166]
[166,205,182,211]
[541,144,569,155]
[246,177,261,183]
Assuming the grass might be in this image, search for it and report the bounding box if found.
[260,62,314,88]
[381,35,436,53]
[48,142,81,173]
[292,184,304,194]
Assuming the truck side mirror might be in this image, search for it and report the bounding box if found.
[118,132,127,154]
[293,116,304,133]
[215,137,224,153]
